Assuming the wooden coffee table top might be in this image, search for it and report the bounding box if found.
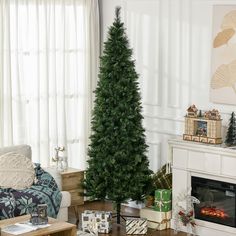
[0,215,76,236]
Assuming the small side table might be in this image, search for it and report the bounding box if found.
[60,168,84,226]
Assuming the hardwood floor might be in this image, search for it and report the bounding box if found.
[68,201,189,236]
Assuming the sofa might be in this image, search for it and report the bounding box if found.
[0,145,71,221]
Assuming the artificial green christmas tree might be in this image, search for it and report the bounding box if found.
[84,7,152,224]
[225,112,236,146]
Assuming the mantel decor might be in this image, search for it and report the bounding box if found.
[183,105,222,144]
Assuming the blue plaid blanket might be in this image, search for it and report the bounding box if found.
[0,164,62,219]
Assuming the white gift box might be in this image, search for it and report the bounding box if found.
[77,230,95,236]
[140,208,171,230]
[81,210,112,234]
[126,218,148,234]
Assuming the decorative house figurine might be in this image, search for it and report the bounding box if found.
[204,109,221,120]
[183,105,222,144]
[187,105,198,118]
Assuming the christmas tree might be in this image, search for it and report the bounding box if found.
[225,112,236,146]
[84,7,152,223]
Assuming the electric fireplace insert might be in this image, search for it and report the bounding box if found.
[191,176,236,227]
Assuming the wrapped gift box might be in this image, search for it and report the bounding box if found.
[140,207,171,230]
[126,218,147,234]
[154,189,172,212]
[77,231,95,236]
[82,210,112,234]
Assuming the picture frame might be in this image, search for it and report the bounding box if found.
[210,5,236,105]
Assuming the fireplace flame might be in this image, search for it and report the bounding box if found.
[200,207,229,218]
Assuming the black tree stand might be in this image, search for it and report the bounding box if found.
[113,202,140,224]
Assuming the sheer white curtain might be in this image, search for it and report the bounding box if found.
[120,0,216,170]
[0,0,99,169]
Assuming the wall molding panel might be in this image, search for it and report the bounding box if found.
[99,0,236,171]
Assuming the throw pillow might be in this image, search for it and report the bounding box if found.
[0,152,35,190]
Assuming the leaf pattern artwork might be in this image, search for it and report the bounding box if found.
[0,165,62,219]
[210,7,236,104]
[213,10,236,48]
[213,28,235,48]
[221,10,236,30]
[211,60,236,93]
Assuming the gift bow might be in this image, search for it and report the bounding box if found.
[155,190,171,209]
[155,199,171,208]
[155,200,164,208]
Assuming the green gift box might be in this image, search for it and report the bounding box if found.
[155,189,172,201]
[154,189,172,212]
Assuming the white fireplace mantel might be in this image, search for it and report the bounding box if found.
[169,138,236,236]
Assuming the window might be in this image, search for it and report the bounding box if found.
[0,0,99,168]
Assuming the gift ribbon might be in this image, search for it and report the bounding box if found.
[87,218,98,236]
[155,200,171,208]
[148,218,170,230]
[158,212,169,230]
[156,190,164,208]
[148,212,170,230]
[155,200,164,208]
[156,219,170,230]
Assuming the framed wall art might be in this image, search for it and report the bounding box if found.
[210,5,236,105]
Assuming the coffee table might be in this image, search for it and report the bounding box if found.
[0,215,76,236]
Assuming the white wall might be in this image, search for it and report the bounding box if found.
[99,0,236,172]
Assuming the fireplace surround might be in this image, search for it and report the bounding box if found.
[169,138,236,236]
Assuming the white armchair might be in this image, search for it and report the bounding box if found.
[0,145,71,221]
[44,167,71,221]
